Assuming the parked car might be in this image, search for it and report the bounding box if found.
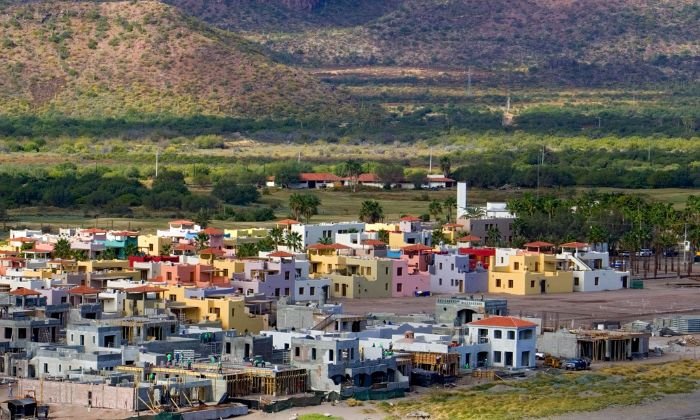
[611,260,625,269]
[663,249,679,257]
[635,249,653,257]
[619,251,630,257]
[414,290,431,297]
[564,358,589,371]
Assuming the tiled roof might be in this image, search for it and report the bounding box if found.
[299,173,341,182]
[268,251,295,258]
[401,244,433,253]
[199,248,225,256]
[357,173,381,182]
[202,227,224,235]
[400,215,421,222]
[110,231,139,236]
[362,239,386,246]
[426,177,455,182]
[276,219,300,225]
[560,241,589,249]
[10,287,41,296]
[468,316,537,328]
[169,220,195,225]
[524,241,554,248]
[126,285,166,293]
[174,244,195,251]
[307,243,351,250]
[68,285,101,295]
[81,228,108,234]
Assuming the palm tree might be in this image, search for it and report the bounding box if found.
[377,229,389,244]
[428,200,443,222]
[102,248,117,260]
[301,194,321,223]
[194,232,209,251]
[432,228,447,246]
[439,155,451,177]
[443,196,457,223]
[268,227,285,251]
[288,193,305,221]
[286,231,303,252]
[464,206,485,219]
[342,160,363,193]
[318,236,333,245]
[160,242,172,256]
[485,227,501,247]
[237,243,258,258]
[359,200,384,223]
[124,242,139,258]
[53,238,72,259]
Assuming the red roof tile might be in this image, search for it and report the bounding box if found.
[174,244,195,251]
[560,242,589,249]
[169,220,195,225]
[126,285,166,294]
[202,227,224,235]
[299,173,341,182]
[307,243,351,250]
[276,219,300,225]
[268,251,295,258]
[68,285,101,295]
[357,173,380,182]
[524,241,554,248]
[199,248,225,256]
[10,287,41,296]
[400,215,421,222]
[401,244,433,253]
[468,316,537,328]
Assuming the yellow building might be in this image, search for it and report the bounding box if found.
[138,235,173,256]
[488,252,573,295]
[164,285,268,333]
[307,247,392,299]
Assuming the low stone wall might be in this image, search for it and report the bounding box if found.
[17,379,135,411]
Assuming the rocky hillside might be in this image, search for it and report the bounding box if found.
[0,1,353,120]
[169,0,700,85]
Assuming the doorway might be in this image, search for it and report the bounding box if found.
[539,280,546,294]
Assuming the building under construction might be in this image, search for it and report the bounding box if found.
[538,329,650,361]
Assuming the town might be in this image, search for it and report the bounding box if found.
[0,182,698,419]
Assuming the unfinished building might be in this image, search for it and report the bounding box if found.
[435,295,508,326]
[538,329,650,361]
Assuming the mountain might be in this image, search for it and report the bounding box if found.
[168,0,700,85]
[0,1,353,121]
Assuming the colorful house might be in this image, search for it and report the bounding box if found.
[488,249,574,295]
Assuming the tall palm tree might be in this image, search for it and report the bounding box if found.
[429,200,443,222]
[443,196,457,223]
[301,194,321,223]
[53,238,72,259]
[485,227,501,247]
[439,155,451,177]
[377,229,389,244]
[288,193,305,221]
[343,160,363,193]
[124,242,140,258]
[268,227,285,251]
[359,200,384,223]
[160,242,172,256]
[194,232,209,251]
[286,231,303,252]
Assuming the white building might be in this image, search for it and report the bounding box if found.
[467,316,537,369]
[293,278,331,303]
[485,202,515,219]
[557,243,630,291]
[290,222,365,248]
[156,220,201,239]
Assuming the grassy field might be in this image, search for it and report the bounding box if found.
[381,360,700,420]
[4,186,698,235]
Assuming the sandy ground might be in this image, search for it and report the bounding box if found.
[338,276,700,328]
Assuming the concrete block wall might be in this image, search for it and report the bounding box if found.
[18,379,136,410]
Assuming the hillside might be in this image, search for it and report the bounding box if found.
[169,0,700,85]
[0,1,353,122]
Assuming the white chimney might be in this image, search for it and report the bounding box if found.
[457,182,468,219]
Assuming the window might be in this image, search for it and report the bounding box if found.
[508,280,513,288]
[285,271,290,280]
[397,267,403,276]
[496,279,502,287]
[494,330,502,339]
[450,279,454,286]
[18,328,26,339]
[59,364,61,372]
[169,294,177,301]
[514,262,519,270]
[311,348,317,360]
[530,280,535,288]
[231,309,235,317]
[493,351,502,363]
[284,288,290,296]
[594,277,599,286]
[507,331,515,340]
[299,287,304,295]
[385,283,388,291]
[166,272,172,281]
[92,336,96,344]
[451,264,454,270]
[310,287,315,296]
[385,267,389,275]
[439,263,443,270]
[574,277,579,286]
[534,262,540,272]
[397,283,403,292]
[439,278,443,286]
[80,335,84,346]
[334,284,340,293]
[329,349,334,361]
[295,347,300,357]
[519,329,534,340]
[44,363,48,373]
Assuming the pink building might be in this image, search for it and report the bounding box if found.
[202,227,225,249]
[401,244,433,273]
[391,258,430,297]
[158,263,228,288]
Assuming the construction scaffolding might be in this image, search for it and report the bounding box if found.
[410,352,459,377]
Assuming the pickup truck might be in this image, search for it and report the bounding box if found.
[564,358,590,371]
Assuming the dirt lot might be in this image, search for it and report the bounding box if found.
[339,276,700,327]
